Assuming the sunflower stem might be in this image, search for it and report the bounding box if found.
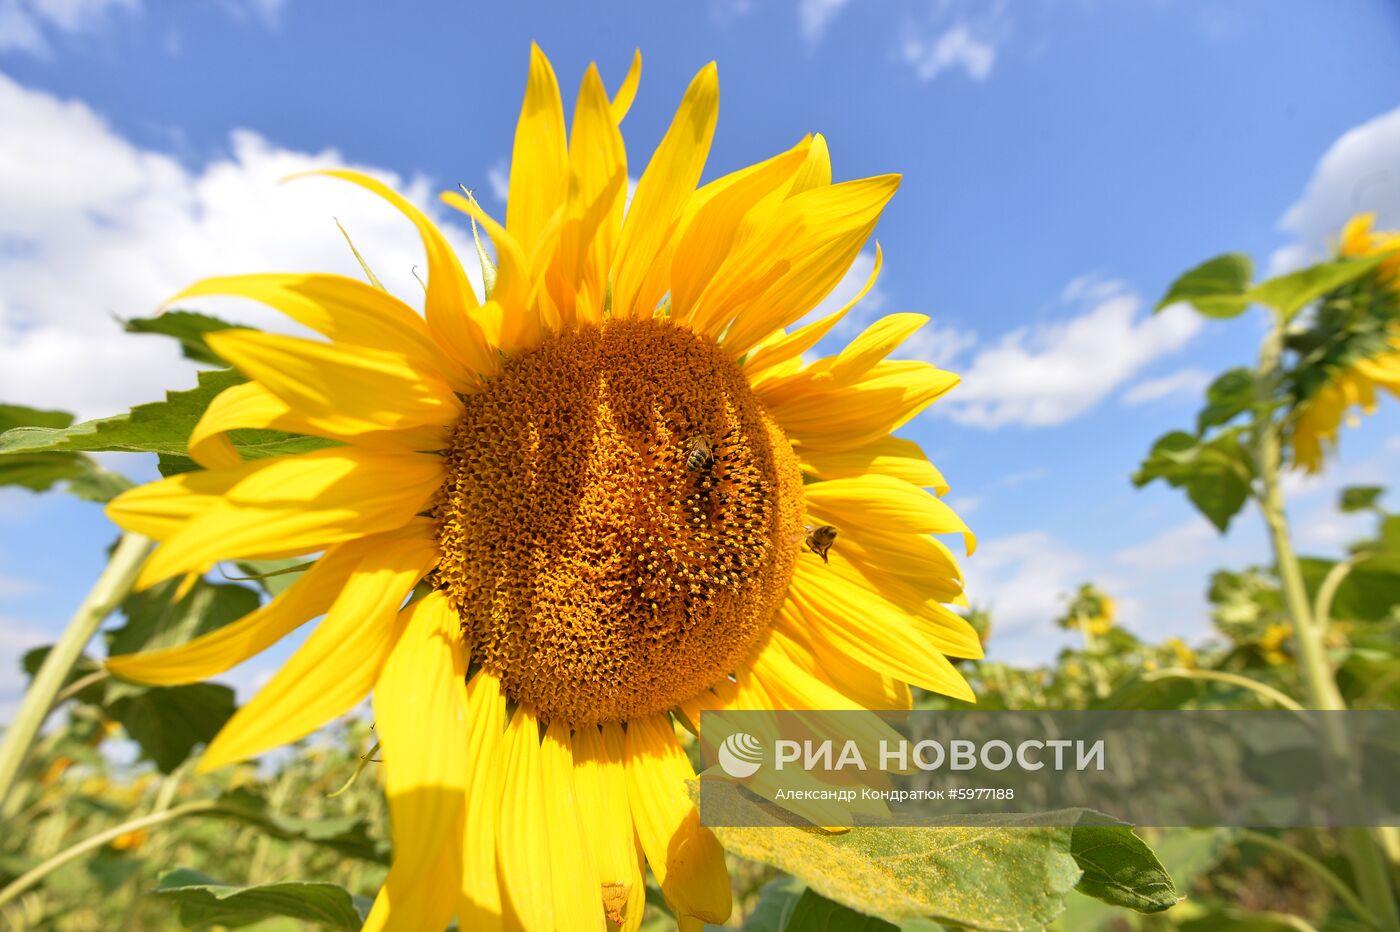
[1253,310,1399,931]
[0,532,152,810]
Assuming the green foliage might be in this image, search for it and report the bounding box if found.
[152,869,368,930]
[107,578,260,657]
[109,685,237,774]
[0,369,333,477]
[1155,253,1254,318]
[706,783,1083,930]
[1132,429,1253,532]
[1250,253,1390,317]
[0,404,133,501]
[1069,816,1178,913]
[1339,485,1385,513]
[1196,368,1256,433]
[123,310,241,367]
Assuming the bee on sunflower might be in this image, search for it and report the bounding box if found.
[102,46,978,931]
[1288,213,1400,472]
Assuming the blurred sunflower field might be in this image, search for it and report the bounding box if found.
[2,5,1400,932]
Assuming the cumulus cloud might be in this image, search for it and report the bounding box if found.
[1271,105,1400,274]
[936,276,1203,428]
[963,530,1088,639]
[0,0,137,55]
[1121,368,1211,406]
[0,72,483,421]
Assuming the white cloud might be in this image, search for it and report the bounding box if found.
[937,277,1203,428]
[0,572,38,599]
[963,530,1088,638]
[1271,105,1400,274]
[0,0,137,55]
[1122,367,1211,406]
[1114,517,1223,571]
[0,72,484,421]
[799,0,851,44]
[900,23,998,82]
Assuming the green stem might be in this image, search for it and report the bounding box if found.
[1313,550,1370,638]
[1141,667,1304,712]
[1253,311,1399,931]
[0,800,222,912]
[0,532,152,809]
[1238,830,1378,928]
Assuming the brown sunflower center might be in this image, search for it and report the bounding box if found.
[434,318,804,726]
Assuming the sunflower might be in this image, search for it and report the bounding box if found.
[1290,213,1400,472]
[103,45,979,931]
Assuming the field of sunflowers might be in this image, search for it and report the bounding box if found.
[2,35,1399,932]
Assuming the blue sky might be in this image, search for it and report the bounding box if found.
[3,0,1400,710]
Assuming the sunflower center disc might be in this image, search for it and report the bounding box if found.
[435,318,805,726]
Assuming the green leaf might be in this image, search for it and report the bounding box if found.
[1196,368,1256,433]
[1132,430,1254,532]
[109,683,236,773]
[1339,485,1385,514]
[1250,253,1390,317]
[153,868,368,930]
[783,889,902,931]
[0,403,134,500]
[0,369,335,465]
[228,558,312,597]
[745,877,806,932]
[107,578,260,658]
[0,403,74,432]
[1156,253,1254,318]
[702,785,1081,930]
[1299,554,1400,623]
[123,310,241,366]
[22,646,107,705]
[1069,815,1178,913]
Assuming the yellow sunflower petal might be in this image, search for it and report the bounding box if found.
[783,565,974,702]
[609,49,642,123]
[364,590,469,932]
[164,273,456,387]
[611,62,719,319]
[806,312,931,387]
[763,360,959,452]
[668,140,813,321]
[508,43,569,261]
[497,704,554,930]
[187,381,447,471]
[768,628,912,711]
[135,449,442,588]
[105,467,244,540]
[624,714,731,925]
[104,527,411,685]
[205,330,459,434]
[743,243,883,381]
[691,174,899,352]
[804,474,975,554]
[304,169,497,377]
[199,529,438,770]
[438,192,532,324]
[541,721,606,931]
[573,723,646,932]
[458,670,507,931]
[797,434,947,493]
[788,132,832,195]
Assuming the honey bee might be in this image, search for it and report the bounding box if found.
[685,434,715,472]
[804,524,838,563]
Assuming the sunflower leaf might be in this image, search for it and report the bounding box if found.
[107,577,260,658]
[1069,814,1179,912]
[700,785,1081,930]
[1250,253,1391,318]
[1156,253,1254,318]
[1132,429,1253,532]
[123,310,242,366]
[152,868,369,930]
[0,370,336,468]
[0,403,134,501]
[108,683,237,773]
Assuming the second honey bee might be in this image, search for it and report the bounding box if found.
[804,524,838,563]
[685,435,715,472]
